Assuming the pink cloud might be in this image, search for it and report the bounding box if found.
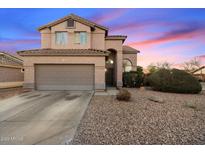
[136,45,205,68]
[127,38,203,68]
[90,9,128,24]
[0,39,40,51]
[0,39,40,47]
[196,55,205,65]
[128,26,205,47]
[137,50,184,67]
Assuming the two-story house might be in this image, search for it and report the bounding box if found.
[17,14,139,91]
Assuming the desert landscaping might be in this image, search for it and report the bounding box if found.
[72,88,205,144]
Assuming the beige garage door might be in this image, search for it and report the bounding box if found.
[35,64,94,90]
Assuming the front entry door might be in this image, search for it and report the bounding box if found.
[106,68,114,87]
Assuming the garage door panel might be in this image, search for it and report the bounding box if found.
[35,64,94,90]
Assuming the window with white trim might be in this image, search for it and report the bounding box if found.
[75,32,87,45]
[55,32,68,45]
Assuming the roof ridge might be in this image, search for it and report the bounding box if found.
[107,35,127,37]
[38,13,108,31]
[123,45,140,53]
[17,48,109,51]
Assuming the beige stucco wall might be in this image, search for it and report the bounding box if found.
[40,20,108,50]
[0,66,24,82]
[40,21,93,49]
[91,27,106,49]
[38,20,130,88]
[40,21,107,50]
[123,54,137,70]
[51,21,91,49]
[0,82,23,89]
[22,56,106,90]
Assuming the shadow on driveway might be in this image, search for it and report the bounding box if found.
[0,91,93,145]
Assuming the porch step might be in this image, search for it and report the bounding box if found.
[95,88,119,96]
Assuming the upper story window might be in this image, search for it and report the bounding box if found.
[67,19,75,28]
[55,32,68,45]
[75,32,87,45]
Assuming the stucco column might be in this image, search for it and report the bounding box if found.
[95,66,106,91]
[23,65,35,89]
[116,50,123,87]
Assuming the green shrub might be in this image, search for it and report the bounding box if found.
[147,69,202,94]
[116,89,131,101]
[123,66,144,88]
[143,75,151,86]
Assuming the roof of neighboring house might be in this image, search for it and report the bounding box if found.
[17,49,110,56]
[38,13,108,32]
[105,35,127,42]
[192,66,205,74]
[0,52,23,66]
[122,45,140,54]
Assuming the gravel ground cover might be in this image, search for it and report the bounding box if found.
[0,87,30,100]
[72,88,205,145]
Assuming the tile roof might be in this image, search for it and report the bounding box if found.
[123,45,140,54]
[105,35,127,39]
[17,49,110,56]
[0,52,23,67]
[0,52,23,62]
[38,13,108,31]
[105,35,127,42]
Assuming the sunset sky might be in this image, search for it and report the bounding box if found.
[0,8,204,67]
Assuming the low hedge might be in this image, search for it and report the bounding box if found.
[123,72,144,88]
[147,69,202,94]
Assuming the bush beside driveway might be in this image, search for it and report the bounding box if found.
[72,88,205,144]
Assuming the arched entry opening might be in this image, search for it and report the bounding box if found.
[105,49,117,87]
[123,59,133,72]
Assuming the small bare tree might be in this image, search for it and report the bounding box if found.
[147,61,172,74]
[156,61,172,70]
[183,58,201,73]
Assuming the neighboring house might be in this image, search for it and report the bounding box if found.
[17,14,139,91]
[0,52,24,89]
[192,66,205,81]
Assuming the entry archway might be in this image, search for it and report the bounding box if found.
[106,48,117,87]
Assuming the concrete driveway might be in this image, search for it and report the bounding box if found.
[0,90,93,145]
